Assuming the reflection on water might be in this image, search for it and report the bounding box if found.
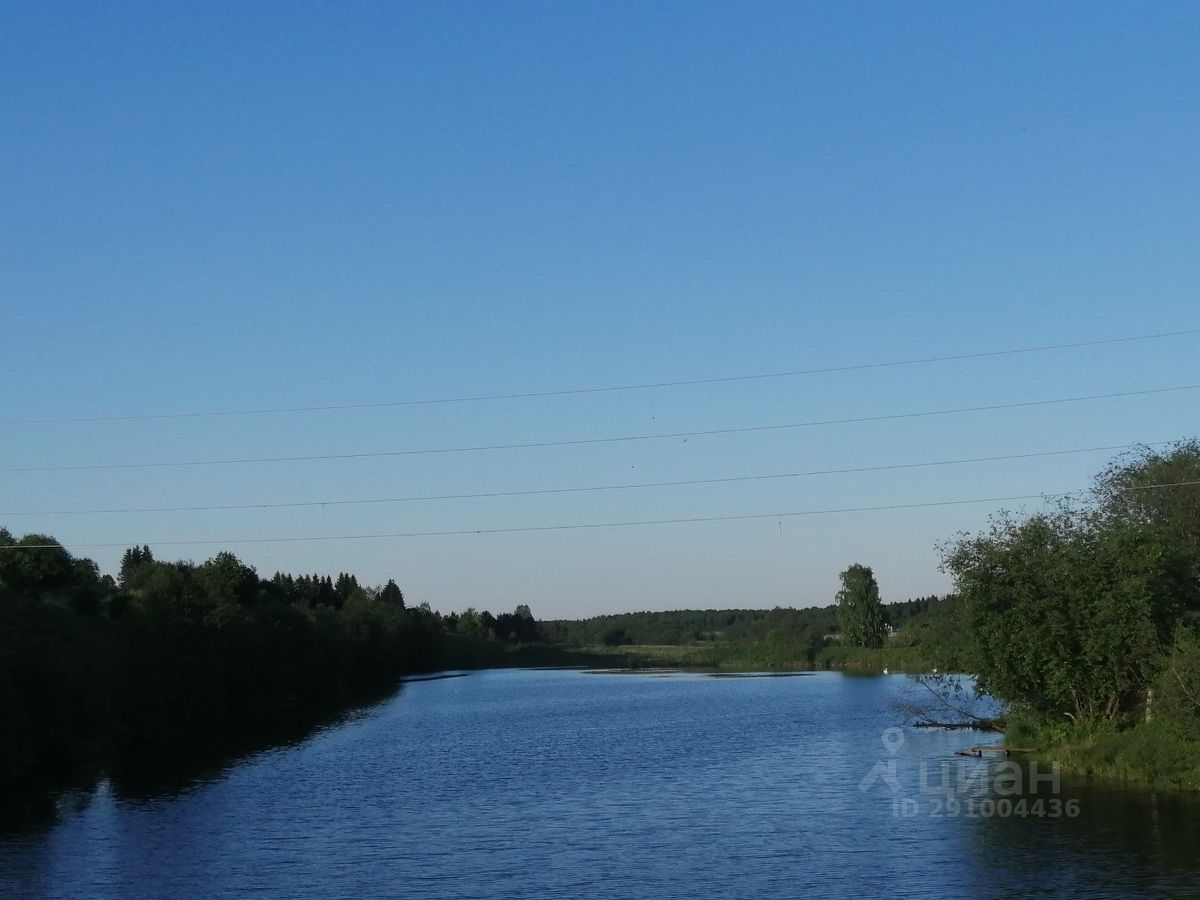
[969,774,1200,896]
[1,669,1197,898]
[0,681,403,837]
[0,769,105,840]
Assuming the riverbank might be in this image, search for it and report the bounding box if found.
[470,639,927,672]
[1007,718,1200,792]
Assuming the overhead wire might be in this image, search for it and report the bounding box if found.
[0,440,1173,516]
[3,479,1197,550]
[3,384,1197,473]
[2,327,1197,426]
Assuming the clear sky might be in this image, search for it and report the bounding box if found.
[2,2,1197,618]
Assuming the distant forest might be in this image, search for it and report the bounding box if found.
[540,595,956,649]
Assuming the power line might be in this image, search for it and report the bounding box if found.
[3,327,1198,426]
[0,440,1172,516]
[4,480,1197,551]
[3,384,1197,474]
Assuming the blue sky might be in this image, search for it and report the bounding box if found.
[1,2,1197,618]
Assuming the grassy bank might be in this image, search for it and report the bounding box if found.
[439,638,742,670]
[436,635,656,669]
[812,644,927,671]
[1005,718,1200,791]
[492,640,931,672]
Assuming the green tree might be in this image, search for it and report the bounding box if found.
[1154,624,1200,738]
[197,551,260,611]
[835,564,886,648]
[456,607,486,638]
[1093,439,1200,564]
[118,545,154,588]
[378,579,405,608]
[335,572,362,605]
[0,534,75,599]
[940,443,1200,725]
[943,504,1190,722]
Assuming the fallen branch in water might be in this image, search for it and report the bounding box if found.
[911,720,1004,732]
[892,672,1004,731]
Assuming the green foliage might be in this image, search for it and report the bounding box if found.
[541,594,957,673]
[1094,439,1200,565]
[197,551,260,612]
[1154,624,1200,739]
[942,440,1200,739]
[0,534,82,600]
[494,605,538,642]
[455,607,487,638]
[602,626,630,646]
[1012,718,1200,790]
[890,595,968,670]
[118,545,154,588]
[545,605,838,648]
[0,532,459,785]
[378,579,405,608]
[835,563,886,648]
[944,510,1183,721]
[813,643,924,671]
[0,583,112,776]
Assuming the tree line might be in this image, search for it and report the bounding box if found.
[0,537,540,787]
[539,590,954,659]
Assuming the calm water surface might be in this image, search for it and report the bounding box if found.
[2,669,1198,898]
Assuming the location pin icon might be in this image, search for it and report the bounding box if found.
[882,727,905,756]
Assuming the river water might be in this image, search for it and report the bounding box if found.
[2,668,1198,898]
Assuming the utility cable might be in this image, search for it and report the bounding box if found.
[3,384,1196,474]
[2,327,1196,426]
[0,440,1172,516]
[4,480,1196,551]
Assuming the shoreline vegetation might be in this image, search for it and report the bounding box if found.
[2,441,1198,802]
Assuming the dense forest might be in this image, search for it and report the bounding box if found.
[541,594,950,647]
[0,538,548,788]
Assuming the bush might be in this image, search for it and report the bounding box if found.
[1154,624,1200,739]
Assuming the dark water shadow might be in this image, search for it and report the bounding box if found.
[707,671,815,678]
[0,763,108,838]
[400,671,474,683]
[582,667,815,678]
[966,773,1200,893]
[0,680,406,835]
[108,683,403,802]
